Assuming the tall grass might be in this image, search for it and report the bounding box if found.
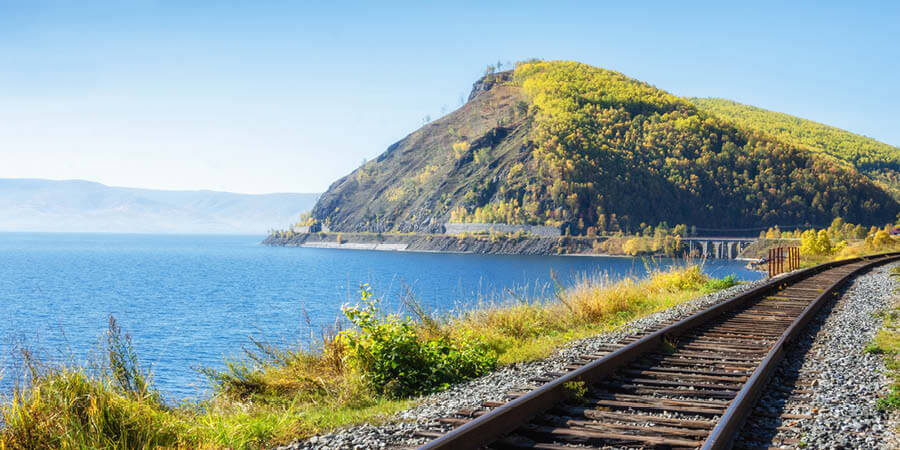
[0,318,185,450]
[447,264,732,362]
[0,264,737,449]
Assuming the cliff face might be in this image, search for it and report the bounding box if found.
[311,61,900,234]
[312,71,531,233]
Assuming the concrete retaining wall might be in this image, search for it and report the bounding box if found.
[301,242,408,251]
[444,222,561,237]
[292,224,330,233]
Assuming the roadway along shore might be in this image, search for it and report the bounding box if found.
[263,231,760,259]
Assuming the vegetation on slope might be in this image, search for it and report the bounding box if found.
[492,61,896,231]
[312,61,899,235]
[690,97,900,191]
[0,265,736,449]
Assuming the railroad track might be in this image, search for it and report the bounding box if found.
[417,253,900,449]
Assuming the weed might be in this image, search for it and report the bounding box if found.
[562,381,587,403]
[702,274,738,293]
[661,337,678,354]
[867,281,900,412]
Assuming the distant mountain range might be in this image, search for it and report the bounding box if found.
[0,179,320,234]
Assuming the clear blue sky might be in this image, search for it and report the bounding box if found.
[2,1,898,194]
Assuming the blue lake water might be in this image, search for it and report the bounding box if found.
[0,233,763,400]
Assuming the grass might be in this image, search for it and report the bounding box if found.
[864,267,900,411]
[0,263,738,449]
[445,265,732,363]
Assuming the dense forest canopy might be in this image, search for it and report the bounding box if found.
[690,97,900,193]
[312,60,900,234]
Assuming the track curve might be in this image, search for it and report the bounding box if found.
[419,253,900,449]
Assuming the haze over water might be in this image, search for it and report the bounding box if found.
[0,233,763,400]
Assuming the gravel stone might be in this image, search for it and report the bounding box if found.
[737,263,900,449]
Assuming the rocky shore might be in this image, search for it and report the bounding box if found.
[263,232,601,256]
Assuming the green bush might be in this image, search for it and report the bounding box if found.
[341,286,497,398]
[702,274,738,293]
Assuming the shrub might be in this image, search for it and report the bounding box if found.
[341,286,497,398]
[702,274,738,293]
[452,141,470,159]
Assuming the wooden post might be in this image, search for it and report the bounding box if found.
[775,247,784,275]
[775,247,779,275]
[768,248,773,277]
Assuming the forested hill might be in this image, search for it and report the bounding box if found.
[690,97,900,193]
[311,60,899,235]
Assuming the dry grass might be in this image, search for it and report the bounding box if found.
[0,264,736,449]
[445,264,730,363]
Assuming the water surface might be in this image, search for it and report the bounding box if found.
[0,233,762,399]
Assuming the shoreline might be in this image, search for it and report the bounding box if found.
[294,240,644,258]
[264,232,756,260]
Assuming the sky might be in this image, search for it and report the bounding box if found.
[1,1,898,194]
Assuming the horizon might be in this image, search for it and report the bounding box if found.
[0,176,320,196]
[2,2,898,194]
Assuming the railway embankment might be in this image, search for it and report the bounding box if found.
[279,260,900,450]
[278,279,766,449]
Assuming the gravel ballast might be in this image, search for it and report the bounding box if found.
[738,263,900,449]
[280,265,900,449]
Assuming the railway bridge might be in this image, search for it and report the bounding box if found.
[682,237,756,259]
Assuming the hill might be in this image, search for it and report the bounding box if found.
[311,60,899,234]
[690,97,900,192]
[0,179,319,234]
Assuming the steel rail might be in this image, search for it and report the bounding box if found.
[702,252,900,448]
[420,252,900,450]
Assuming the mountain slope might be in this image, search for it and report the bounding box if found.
[690,97,900,191]
[312,60,899,234]
[0,179,319,234]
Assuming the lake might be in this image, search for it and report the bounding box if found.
[0,233,762,400]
